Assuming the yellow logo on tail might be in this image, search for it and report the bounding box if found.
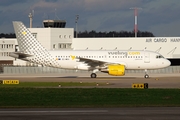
[22,31,27,35]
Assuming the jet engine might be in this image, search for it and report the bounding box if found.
[101,65,125,76]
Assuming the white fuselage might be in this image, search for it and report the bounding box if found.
[48,50,170,71]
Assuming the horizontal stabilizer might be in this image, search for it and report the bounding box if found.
[9,52,33,59]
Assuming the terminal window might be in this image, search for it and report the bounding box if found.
[58,43,71,49]
[53,44,56,49]
[1,52,9,56]
[0,44,13,49]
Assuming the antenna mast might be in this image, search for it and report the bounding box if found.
[75,15,79,38]
[28,10,34,28]
[130,7,142,37]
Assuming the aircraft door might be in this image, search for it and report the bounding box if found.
[144,52,150,63]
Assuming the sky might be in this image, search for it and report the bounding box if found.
[0,0,180,37]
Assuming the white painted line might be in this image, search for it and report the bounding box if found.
[0,110,108,113]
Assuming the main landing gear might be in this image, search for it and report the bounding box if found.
[144,69,149,78]
[91,73,97,78]
[91,69,99,78]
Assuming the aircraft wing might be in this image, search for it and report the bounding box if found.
[77,57,120,68]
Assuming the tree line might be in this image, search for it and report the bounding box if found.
[0,33,16,38]
[0,30,154,38]
[75,30,155,37]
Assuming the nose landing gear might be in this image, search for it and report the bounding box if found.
[144,69,149,78]
[144,74,149,78]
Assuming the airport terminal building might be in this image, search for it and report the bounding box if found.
[0,20,180,66]
[72,37,180,66]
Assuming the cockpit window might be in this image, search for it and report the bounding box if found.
[156,55,164,59]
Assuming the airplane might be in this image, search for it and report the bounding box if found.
[10,21,171,78]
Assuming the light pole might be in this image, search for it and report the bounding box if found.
[130,7,142,37]
[28,10,34,28]
[75,15,79,38]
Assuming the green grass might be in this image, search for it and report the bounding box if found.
[0,82,107,87]
[0,88,179,108]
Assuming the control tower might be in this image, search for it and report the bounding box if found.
[43,20,66,28]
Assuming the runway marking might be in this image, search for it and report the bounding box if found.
[96,79,119,80]
[0,110,108,113]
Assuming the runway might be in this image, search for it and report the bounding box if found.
[0,107,180,120]
[0,73,180,119]
[0,73,180,88]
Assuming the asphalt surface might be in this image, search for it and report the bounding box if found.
[0,73,180,88]
[0,107,180,120]
[0,73,180,120]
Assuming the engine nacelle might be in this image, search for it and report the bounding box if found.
[101,65,125,76]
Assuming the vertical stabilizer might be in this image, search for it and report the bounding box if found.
[13,21,59,67]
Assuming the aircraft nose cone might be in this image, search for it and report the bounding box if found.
[166,60,171,67]
[168,60,171,66]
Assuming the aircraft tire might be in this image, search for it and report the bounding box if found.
[91,73,97,78]
[144,74,149,79]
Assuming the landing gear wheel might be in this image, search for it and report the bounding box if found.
[91,73,97,78]
[144,74,149,79]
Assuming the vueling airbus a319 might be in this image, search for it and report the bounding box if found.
[10,21,171,78]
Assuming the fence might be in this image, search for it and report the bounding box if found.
[1,66,180,74]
